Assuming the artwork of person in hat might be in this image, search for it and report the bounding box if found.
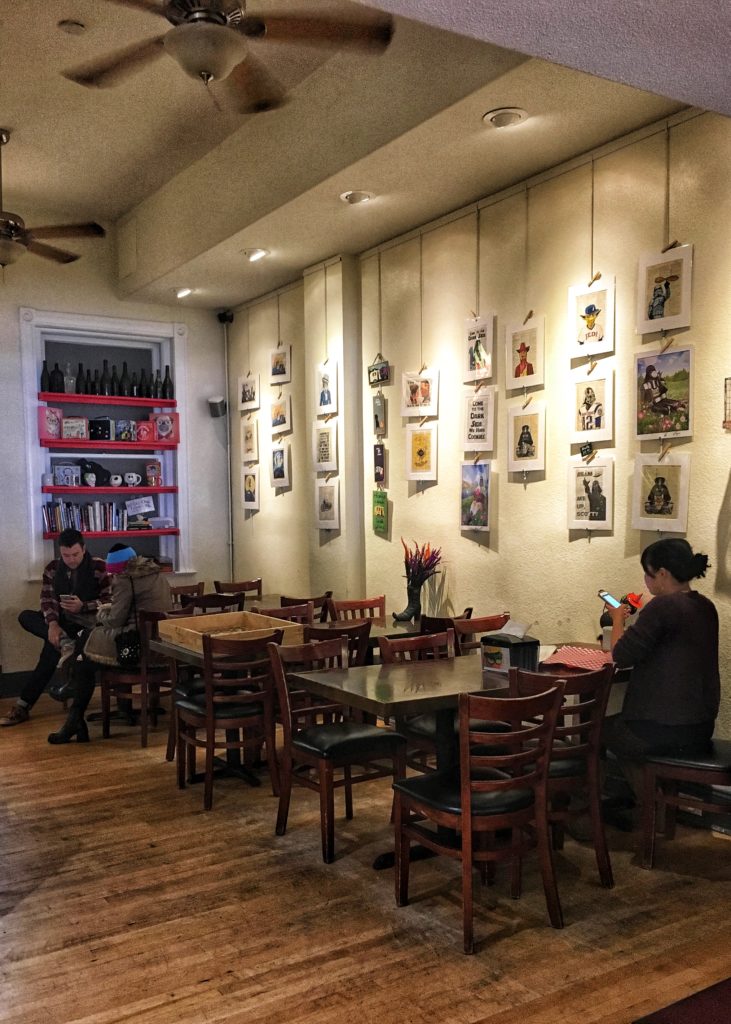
[577,385,604,430]
[245,474,257,500]
[515,424,535,458]
[648,275,677,320]
[645,476,673,515]
[319,373,332,407]
[514,341,534,378]
[578,302,604,345]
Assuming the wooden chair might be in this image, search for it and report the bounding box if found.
[452,612,511,655]
[393,685,565,954]
[509,664,616,888]
[281,591,334,623]
[252,603,314,625]
[268,637,407,863]
[169,582,205,609]
[180,593,245,614]
[304,620,372,668]
[331,595,386,621]
[214,578,263,600]
[175,630,283,810]
[99,610,173,748]
[641,739,731,869]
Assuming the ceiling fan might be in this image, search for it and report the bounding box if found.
[0,130,105,268]
[62,0,395,114]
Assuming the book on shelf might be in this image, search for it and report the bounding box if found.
[42,499,176,535]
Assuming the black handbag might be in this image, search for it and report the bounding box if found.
[114,578,141,667]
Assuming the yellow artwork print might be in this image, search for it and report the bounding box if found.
[411,429,432,472]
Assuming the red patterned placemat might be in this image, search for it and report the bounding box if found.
[541,646,613,670]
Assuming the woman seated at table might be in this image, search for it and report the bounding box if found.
[603,538,720,813]
[48,545,171,745]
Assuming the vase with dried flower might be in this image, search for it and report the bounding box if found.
[393,538,442,621]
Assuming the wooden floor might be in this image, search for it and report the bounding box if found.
[1,696,730,1024]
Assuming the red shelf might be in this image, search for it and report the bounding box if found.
[43,529,180,540]
[39,392,176,408]
[42,486,177,495]
[41,440,178,451]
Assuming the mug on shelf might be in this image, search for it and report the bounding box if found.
[83,472,96,487]
[41,472,54,487]
[109,474,123,487]
[124,472,142,487]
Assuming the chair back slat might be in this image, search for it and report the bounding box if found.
[180,593,245,614]
[169,582,205,608]
[268,637,349,746]
[331,595,386,621]
[252,602,314,625]
[281,591,334,622]
[379,629,455,664]
[304,620,372,667]
[214,578,263,599]
[201,630,283,715]
[451,612,511,654]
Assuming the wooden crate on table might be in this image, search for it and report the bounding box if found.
[158,610,303,652]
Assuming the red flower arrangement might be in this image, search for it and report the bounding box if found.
[401,538,442,587]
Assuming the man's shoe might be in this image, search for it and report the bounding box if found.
[0,705,30,727]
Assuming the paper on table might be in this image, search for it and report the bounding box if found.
[539,645,557,662]
[500,618,531,638]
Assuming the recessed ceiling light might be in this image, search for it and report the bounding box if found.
[482,107,528,129]
[244,248,269,262]
[339,190,374,205]
[175,287,192,299]
[58,19,86,35]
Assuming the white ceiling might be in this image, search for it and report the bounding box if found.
[1,0,722,309]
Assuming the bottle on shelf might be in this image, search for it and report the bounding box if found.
[162,364,175,400]
[75,362,85,394]
[63,362,76,394]
[50,362,64,392]
[40,359,51,392]
[119,361,131,397]
[85,368,93,394]
[130,371,139,397]
[110,364,120,396]
[153,368,162,399]
[100,359,111,396]
[91,368,100,395]
[139,367,149,398]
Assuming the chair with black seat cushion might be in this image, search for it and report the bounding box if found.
[331,595,386,621]
[252,602,314,625]
[304,620,372,668]
[451,612,511,656]
[394,684,565,954]
[281,591,334,623]
[175,629,283,810]
[268,637,407,863]
[214,578,263,600]
[180,593,245,614]
[641,739,731,869]
[169,582,204,609]
[99,610,173,748]
[509,664,616,888]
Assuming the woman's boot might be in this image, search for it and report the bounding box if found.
[392,585,423,622]
[47,707,90,744]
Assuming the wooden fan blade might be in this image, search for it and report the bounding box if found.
[100,0,168,15]
[26,240,80,264]
[62,36,166,88]
[213,55,287,114]
[239,13,394,51]
[27,223,106,241]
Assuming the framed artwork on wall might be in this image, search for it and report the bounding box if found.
[460,460,490,532]
[270,444,290,488]
[243,466,259,511]
[505,319,545,390]
[462,387,496,451]
[400,369,439,417]
[373,442,386,485]
[634,346,693,440]
[312,422,338,472]
[570,368,614,444]
[567,458,614,531]
[372,489,388,534]
[238,373,260,411]
[270,393,292,436]
[315,360,337,416]
[269,346,292,384]
[241,417,258,462]
[631,451,690,532]
[507,401,545,473]
[368,359,390,387]
[636,244,693,334]
[373,393,387,437]
[567,277,615,359]
[316,479,340,531]
[405,422,437,481]
[463,315,493,383]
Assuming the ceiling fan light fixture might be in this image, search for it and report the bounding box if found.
[58,19,86,36]
[0,233,26,266]
[339,190,374,205]
[482,107,528,129]
[244,248,269,263]
[163,22,247,83]
[175,287,193,299]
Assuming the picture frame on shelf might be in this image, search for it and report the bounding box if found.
[567,277,615,359]
[316,479,340,531]
[269,346,292,384]
[61,417,89,440]
[636,244,693,335]
[373,393,387,437]
[631,451,690,532]
[507,401,546,473]
[463,315,493,383]
[312,422,338,473]
[270,443,290,488]
[462,387,496,451]
[505,318,545,391]
[571,368,614,444]
[316,360,337,416]
[400,368,439,417]
[243,466,260,511]
[38,406,62,441]
[150,411,180,443]
[270,393,292,436]
[241,418,258,463]
[53,463,81,487]
[135,421,155,443]
[368,359,390,387]
[238,373,260,412]
[405,422,437,481]
[634,346,693,440]
[567,458,614,531]
[460,460,490,532]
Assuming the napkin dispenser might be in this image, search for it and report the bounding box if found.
[480,633,540,674]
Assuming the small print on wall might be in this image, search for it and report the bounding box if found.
[243,466,259,511]
[269,346,292,384]
[270,443,290,488]
[316,361,337,416]
[270,393,292,435]
[460,460,490,532]
[464,315,493,383]
[312,422,338,472]
[571,368,613,444]
[238,373,259,411]
[632,452,690,533]
[507,401,545,473]
[634,347,692,440]
[505,319,545,391]
[462,387,495,451]
[368,359,390,387]
[400,369,439,417]
[636,244,692,334]
[567,458,614,531]
[567,278,615,359]
[373,393,387,437]
[405,423,437,481]
[372,489,388,534]
[373,443,386,485]
[316,479,340,531]
[241,417,258,462]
